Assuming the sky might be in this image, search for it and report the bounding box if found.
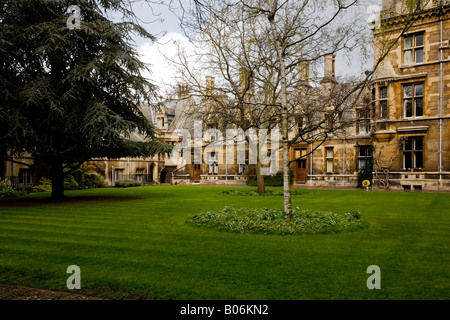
[127,0,382,95]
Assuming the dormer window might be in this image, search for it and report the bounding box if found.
[157,117,165,128]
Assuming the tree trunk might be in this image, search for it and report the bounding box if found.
[50,161,65,200]
[282,140,292,220]
[268,3,293,220]
[256,160,266,194]
[0,146,6,179]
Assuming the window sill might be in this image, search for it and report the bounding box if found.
[403,116,424,120]
[400,60,450,69]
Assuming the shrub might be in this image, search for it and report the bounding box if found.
[0,189,27,198]
[247,171,294,187]
[186,207,367,236]
[114,179,142,188]
[357,164,373,188]
[64,175,79,190]
[79,174,105,189]
[32,178,52,193]
[0,178,13,191]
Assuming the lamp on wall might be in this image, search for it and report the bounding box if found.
[354,141,360,148]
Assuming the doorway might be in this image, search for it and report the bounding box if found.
[296,159,307,184]
[160,169,168,184]
[193,164,201,182]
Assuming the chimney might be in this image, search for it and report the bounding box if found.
[321,54,337,88]
[382,0,395,10]
[177,83,190,99]
[239,68,255,97]
[324,54,335,79]
[205,76,215,95]
[297,61,311,87]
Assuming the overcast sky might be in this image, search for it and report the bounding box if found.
[128,0,382,95]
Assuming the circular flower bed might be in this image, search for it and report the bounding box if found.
[186,207,368,235]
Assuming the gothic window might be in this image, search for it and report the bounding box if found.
[326,147,334,173]
[403,137,424,170]
[358,108,370,135]
[208,152,219,174]
[379,86,388,120]
[358,147,373,170]
[403,83,424,118]
[404,33,424,65]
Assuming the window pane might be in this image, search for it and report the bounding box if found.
[404,85,412,97]
[404,99,413,117]
[415,48,424,63]
[380,87,387,99]
[326,148,333,158]
[404,50,413,65]
[405,36,413,48]
[380,101,388,119]
[415,98,423,117]
[415,138,423,151]
[359,148,366,157]
[415,34,424,47]
[327,159,333,172]
[415,152,423,169]
[359,159,366,170]
[415,84,423,96]
[359,121,367,134]
[404,139,413,151]
[404,152,412,169]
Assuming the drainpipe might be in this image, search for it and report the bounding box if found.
[310,143,313,181]
[439,16,443,182]
[225,137,228,184]
[146,161,149,185]
[343,138,346,184]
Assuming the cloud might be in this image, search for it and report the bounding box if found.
[138,32,193,95]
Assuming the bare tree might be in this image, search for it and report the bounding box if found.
[172,0,430,219]
[166,2,283,193]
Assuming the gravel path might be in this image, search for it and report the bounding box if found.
[0,284,105,300]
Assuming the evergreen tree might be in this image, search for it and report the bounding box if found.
[0,0,171,199]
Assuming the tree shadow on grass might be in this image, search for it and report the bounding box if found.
[0,195,144,208]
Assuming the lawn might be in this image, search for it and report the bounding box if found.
[0,186,449,300]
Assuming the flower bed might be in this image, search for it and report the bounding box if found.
[186,206,368,235]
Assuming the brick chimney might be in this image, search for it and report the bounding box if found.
[239,67,255,97]
[205,76,215,95]
[297,60,311,87]
[177,83,190,99]
[321,54,337,88]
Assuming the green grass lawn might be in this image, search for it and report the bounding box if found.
[0,186,449,300]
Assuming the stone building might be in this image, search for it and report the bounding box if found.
[2,0,449,192]
[165,54,372,187]
[370,0,450,191]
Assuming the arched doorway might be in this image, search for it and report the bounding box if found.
[149,164,154,182]
[160,169,168,184]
